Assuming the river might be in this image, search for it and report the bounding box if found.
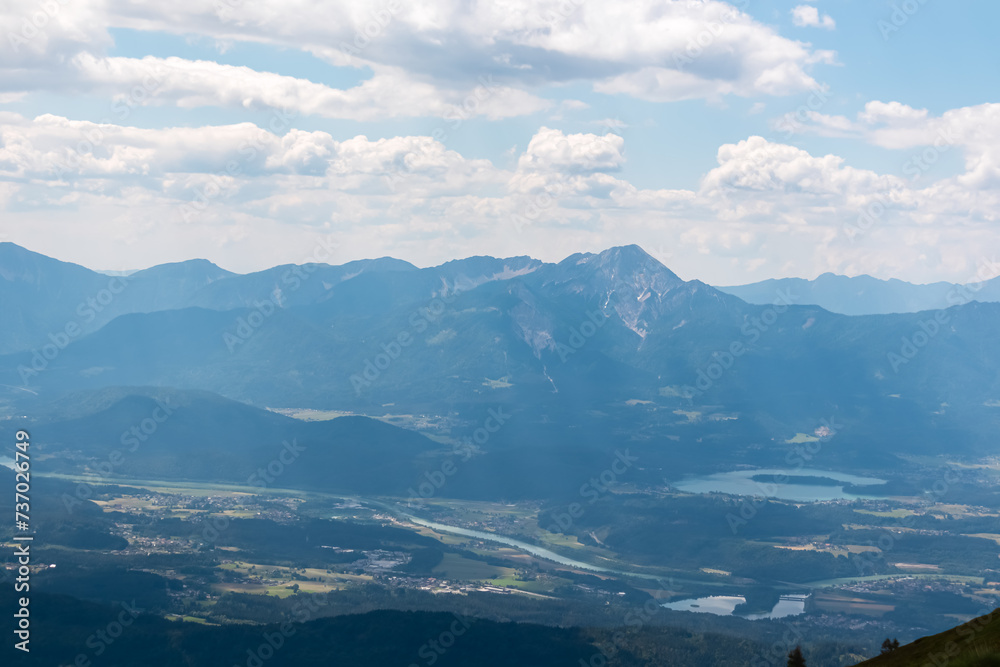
[393,510,638,576]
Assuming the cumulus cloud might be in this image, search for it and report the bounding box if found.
[791,5,836,30]
[858,100,930,125]
[503,127,690,209]
[702,136,905,197]
[4,100,1000,285]
[785,100,1000,191]
[15,52,547,122]
[516,127,625,174]
[0,113,501,203]
[1,2,997,286]
[0,0,836,117]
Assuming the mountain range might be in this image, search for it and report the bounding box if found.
[719,271,1000,316]
[3,242,1000,498]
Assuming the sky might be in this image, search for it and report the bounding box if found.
[0,0,998,285]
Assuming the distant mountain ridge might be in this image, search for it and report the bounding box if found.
[0,243,545,354]
[719,271,1000,316]
[4,242,1000,485]
[0,242,416,354]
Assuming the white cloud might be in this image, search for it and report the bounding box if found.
[791,5,836,30]
[4,102,1000,285]
[0,0,836,118]
[23,53,548,122]
[773,109,855,138]
[858,100,930,125]
[503,127,690,210]
[702,136,905,197]
[2,3,996,286]
[786,100,1000,192]
[0,113,500,197]
[516,127,625,175]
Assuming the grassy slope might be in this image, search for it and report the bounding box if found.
[856,608,1000,666]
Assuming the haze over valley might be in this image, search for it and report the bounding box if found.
[4,242,1000,665]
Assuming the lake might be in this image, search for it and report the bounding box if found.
[663,594,808,620]
[671,467,887,502]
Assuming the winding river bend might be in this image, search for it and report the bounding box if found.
[36,471,633,578]
[397,511,627,575]
[396,510,806,620]
[37,471,815,619]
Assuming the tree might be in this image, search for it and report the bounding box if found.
[881,638,900,654]
[787,646,807,667]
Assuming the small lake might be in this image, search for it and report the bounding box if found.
[671,467,886,502]
[663,594,808,620]
[663,595,745,615]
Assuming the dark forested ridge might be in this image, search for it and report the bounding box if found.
[1,589,873,667]
[854,608,1000,666]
